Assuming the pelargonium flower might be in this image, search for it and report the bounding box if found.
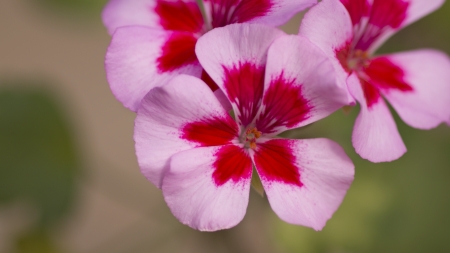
[299,0,450,162]
[134,24,354,231]
[102,0,316,111]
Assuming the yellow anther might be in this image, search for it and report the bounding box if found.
[242,127,262,150]
[347,49,370,71]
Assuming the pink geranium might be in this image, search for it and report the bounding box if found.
[134,24,354,231]
[102,0,316,111]
[299,0,450,162]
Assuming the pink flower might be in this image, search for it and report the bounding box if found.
[134,24,354,231]
[299,0,450,162]
[102,0,317,111]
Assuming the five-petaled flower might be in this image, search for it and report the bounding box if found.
[102,0,317,111]
[134,24,354,231]
[299,0,450,162]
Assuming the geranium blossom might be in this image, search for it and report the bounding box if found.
[299,0,450,162]
[102,0,316,111]
[134,24,354,231]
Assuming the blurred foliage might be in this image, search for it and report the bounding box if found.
[28,0,108,18]
[0,82,81,252]
[16,229,62,253]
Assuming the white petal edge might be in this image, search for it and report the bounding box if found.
[105,26,201,111]
[162,145,252,231]
[252,138,354,231]
[134,75,231,188]
[348,73,407,162]
[299,0,355,105]
[102,0,161,35]
[380,49,450,129]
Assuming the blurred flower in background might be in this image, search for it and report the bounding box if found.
[0,0,449,252]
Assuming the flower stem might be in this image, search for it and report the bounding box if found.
[196,0,211,31]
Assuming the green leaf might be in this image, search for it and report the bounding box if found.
[251,166,264,197]
[29,0,109,17]
[0,85,80,228]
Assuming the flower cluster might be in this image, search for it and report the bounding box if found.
[102,0,450,231]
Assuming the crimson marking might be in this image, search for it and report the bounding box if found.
[181,115,238,147]
[335,41,352,74]
[234,0,273,23]
[157,33,198,73]
[340,0,370,26]
[207,0,273,27]
[212,145,252,186]
[201,70,219,91]
[360,78,381,108]
[347,0,409,50]
[207,0,239,27]
[369,0,409,29]
[222,62,265,127]
[365,57,413,92]
[253,139,302,187]
[154,0,204,33]
[256,72,311,134]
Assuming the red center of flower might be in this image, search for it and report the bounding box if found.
[336,43,370,74]
[347,50,370,72]
[336,42,413,108]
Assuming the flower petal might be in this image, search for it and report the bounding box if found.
[347,73,406,162]
[134,75,238,188]
[252,138,354,231]
[255,35,348,134]
[162,145,252,231]
[203,0,315,28]
[102,0,203,35]
[299,0,355,105]
[355,0,444,52]
[233,0,316,26]
[196,23,285,126]
[376,50,450,129]
[105,26,201,111]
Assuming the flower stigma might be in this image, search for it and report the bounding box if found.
[241,127,262,149]
[347,49,370,72]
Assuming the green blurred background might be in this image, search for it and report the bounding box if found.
[0,0,449,252]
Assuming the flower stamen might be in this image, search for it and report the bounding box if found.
[243,127,262,149]
[347,49,370,71]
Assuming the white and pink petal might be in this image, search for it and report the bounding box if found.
[105,26,202,111]
[203,0,315,28]
[102,0,204,35]
[134,75,238,188]
[299,0,355,105]
[347,73,406,162]
[162,145,252,231]
[372,50,450,129]
[255,35,348,135]
[353,0,444,52]
[234,0,316,26]
[252,138,354,231]
[196,24,285,126]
